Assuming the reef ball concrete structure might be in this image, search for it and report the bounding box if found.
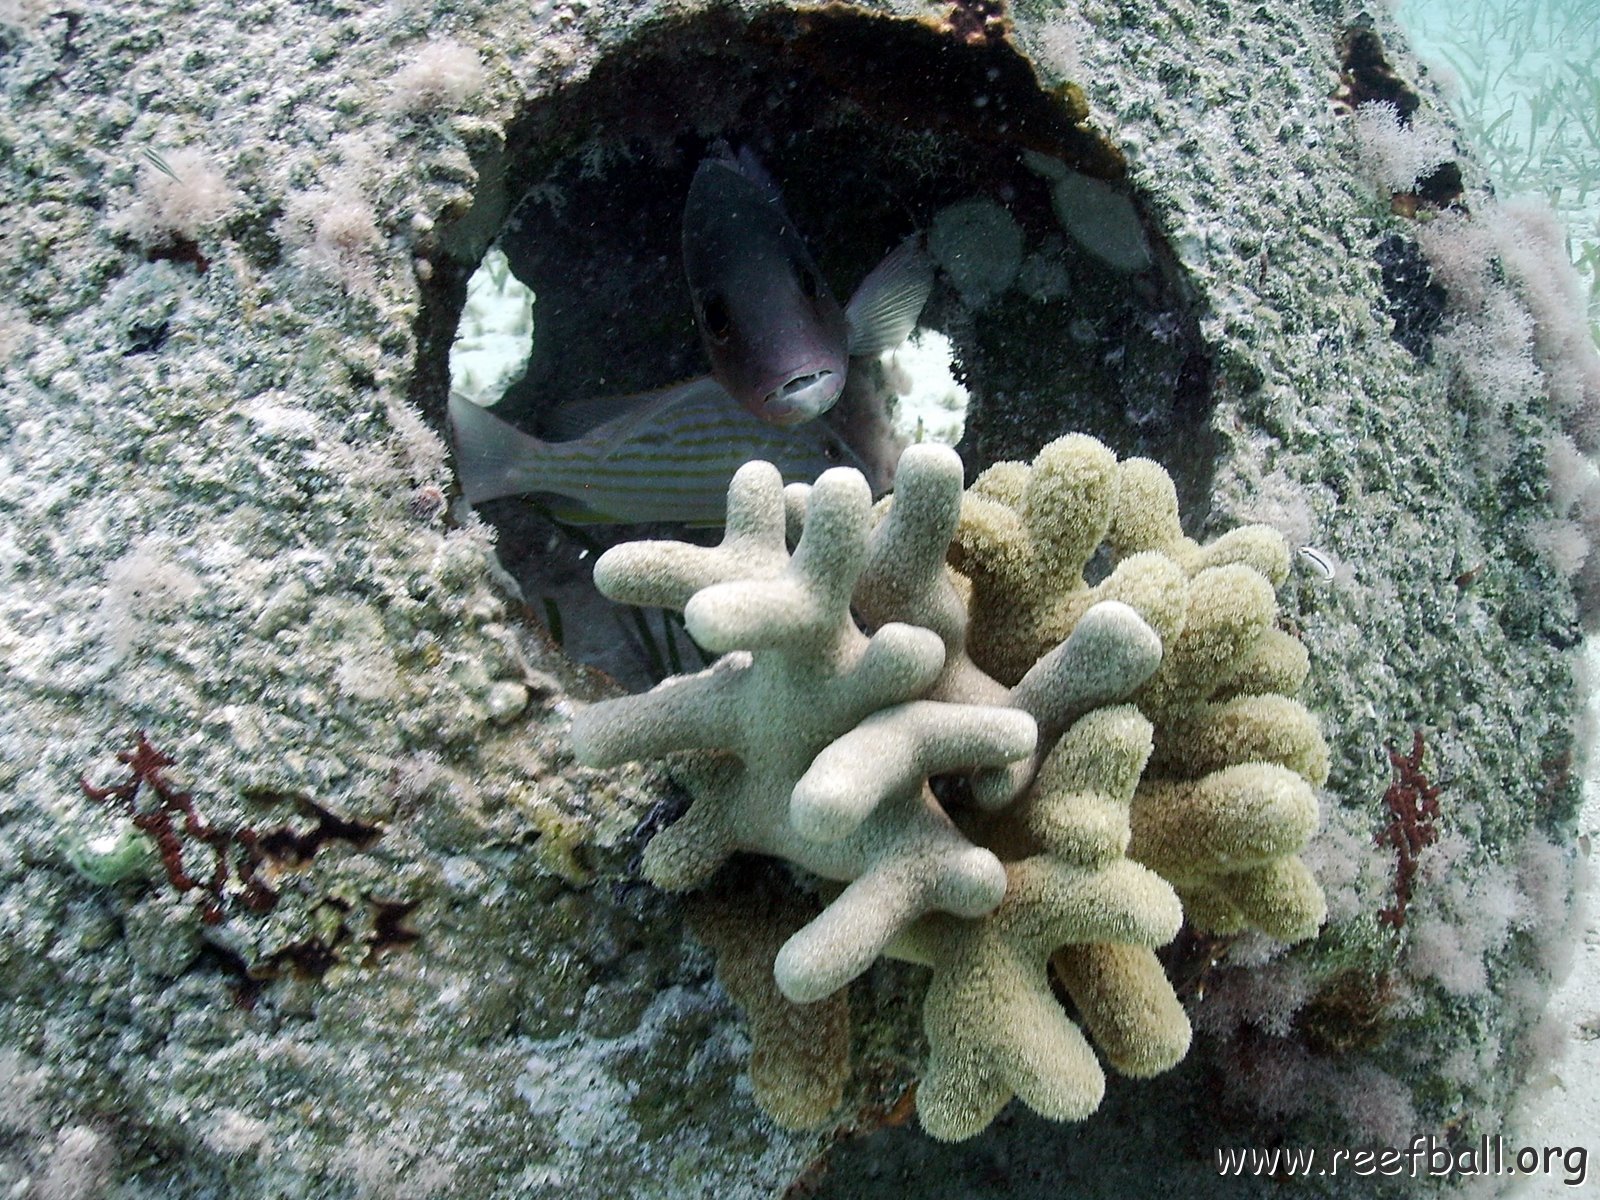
[0,0,1587,1195]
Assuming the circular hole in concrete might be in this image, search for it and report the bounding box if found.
[420,5,1215,687]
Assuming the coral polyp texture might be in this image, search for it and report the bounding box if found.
[951,438,1329,943]
[570,436,1327,1138]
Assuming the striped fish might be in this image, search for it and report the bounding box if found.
[449,380,867,525]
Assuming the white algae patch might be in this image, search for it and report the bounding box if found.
[518,1042,643,1156]
[95,541,204,660]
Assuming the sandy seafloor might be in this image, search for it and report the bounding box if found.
[1509,661,1598,1196]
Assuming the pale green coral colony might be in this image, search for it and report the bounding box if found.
[570,435,1328,1140]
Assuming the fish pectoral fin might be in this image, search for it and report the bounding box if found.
[845,232,935,356]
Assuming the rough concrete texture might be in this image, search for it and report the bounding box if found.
[0,0,1587,1193]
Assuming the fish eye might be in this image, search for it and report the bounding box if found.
[698,290,733,343]
[797,266,820,303]
[823,440,842,462]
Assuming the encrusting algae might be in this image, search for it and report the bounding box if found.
[570,435,1328,1138]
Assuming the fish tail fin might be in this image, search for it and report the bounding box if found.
[845,233,935,356]
[448,391,551,505]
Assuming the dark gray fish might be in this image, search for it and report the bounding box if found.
[684,151,935,426]
[449,153,928,524]
[448,381,867,525]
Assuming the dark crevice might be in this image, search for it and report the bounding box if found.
[251,798,382,867]
[412,2,1221,681]
[1375,233,1447,360]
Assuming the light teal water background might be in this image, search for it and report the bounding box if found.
[1395,0,1600,325]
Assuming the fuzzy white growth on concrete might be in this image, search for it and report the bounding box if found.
[97,539,202,662]
[1028,13,1085,79]
[280,189,384,292]
[1529,517,1591,575]
[385,396,451,485]
[1349,100,1455,192]
[388,40,486,113]
[332,1132,458,1200]
[113,148,237,247]
[203,1108,273,1158]
[0,1049,48,1135]
[34,1126,111,1200]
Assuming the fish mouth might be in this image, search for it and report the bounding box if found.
[762,369,843,425]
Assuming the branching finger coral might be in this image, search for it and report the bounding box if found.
[948,438,1329,945]
[1128,566,1328,943]
[898,704,1191,1140]
[569,435,1327,1139]
[571,462,1033,1005]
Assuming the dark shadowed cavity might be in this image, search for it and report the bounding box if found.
[412,5,1217,689]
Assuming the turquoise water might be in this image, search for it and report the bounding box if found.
[1396,0,1600,319]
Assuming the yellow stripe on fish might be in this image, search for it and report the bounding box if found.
[449,381,865,525]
